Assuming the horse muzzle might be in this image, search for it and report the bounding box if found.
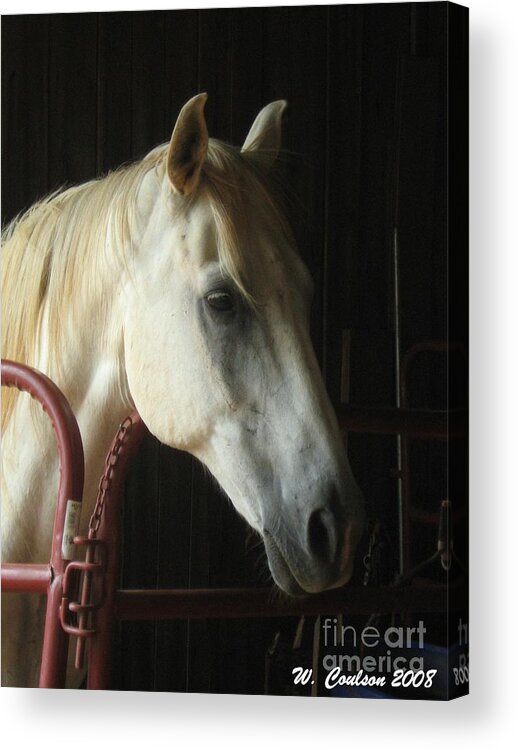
[262,481,365,596]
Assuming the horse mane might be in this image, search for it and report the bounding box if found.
[1,151,160,428]
[1,138,293,428]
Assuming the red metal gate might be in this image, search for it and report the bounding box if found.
[1,359,84,687]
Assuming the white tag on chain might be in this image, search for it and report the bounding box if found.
[61,499,82,560]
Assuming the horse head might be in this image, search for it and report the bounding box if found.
[123,94,365,595]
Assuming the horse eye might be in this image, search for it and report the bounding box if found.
[205,290,235,313]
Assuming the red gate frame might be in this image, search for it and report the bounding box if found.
[1,359,85,687]
[1,360,466,689]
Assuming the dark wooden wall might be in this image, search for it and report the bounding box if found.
[2,3,456,693]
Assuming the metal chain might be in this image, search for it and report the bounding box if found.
[88,415,133,539]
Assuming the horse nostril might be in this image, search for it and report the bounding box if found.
[307,507,338,565]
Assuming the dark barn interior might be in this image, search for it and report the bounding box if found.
[2,3,467,695]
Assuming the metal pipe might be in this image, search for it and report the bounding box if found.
[113,584,460,621]
[1,564,51,593]
[335,404,465,440]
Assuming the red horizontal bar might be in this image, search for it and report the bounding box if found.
[114,584,463,621]
[336,405,466,440]
[1,564,51,593]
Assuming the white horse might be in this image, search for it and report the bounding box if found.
[1,94,365,687]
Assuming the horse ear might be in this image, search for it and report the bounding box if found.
[167,93,209,196]
[241,101,287,162]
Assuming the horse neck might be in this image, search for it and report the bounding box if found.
[49,294,133,529]
[36,267,133,542]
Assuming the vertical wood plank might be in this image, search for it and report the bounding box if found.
[356,2,410,338]
[1,14,49,223]
[198,9,233,141]
[326,4,364,403]
[262,6,328,365]
[153,447,191,691]
[229,7,265,145]
[119,433,160,691]
[97,12,133,174]
[184,460,213,693]
[395,56,442,347]
[164,10,200,128]
[131,10,167,159]
[48,13,98,188]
